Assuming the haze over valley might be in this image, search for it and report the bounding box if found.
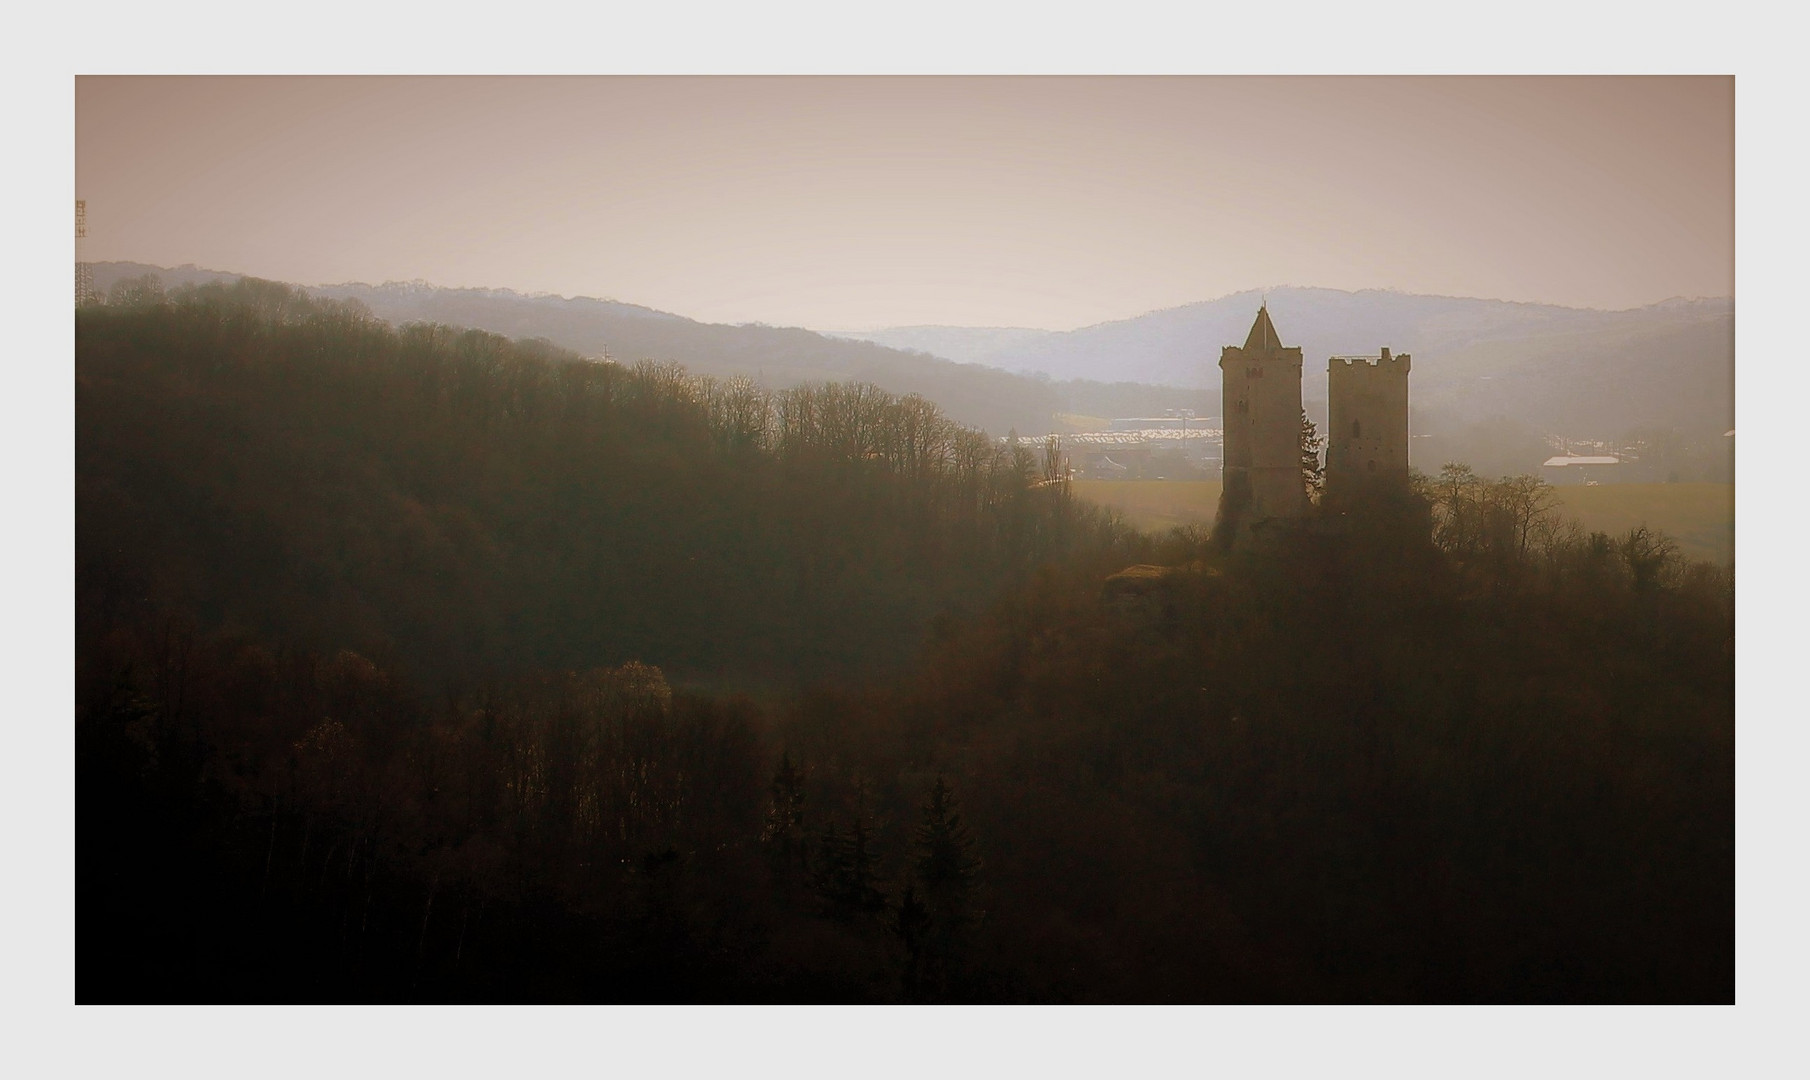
[840,287,1733,434]
[90,262,1734,482]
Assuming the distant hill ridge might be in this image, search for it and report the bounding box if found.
[90,264,1732,446]
[839,286,1733,432]
[843,284,1723,388]
[839,288,1731,369]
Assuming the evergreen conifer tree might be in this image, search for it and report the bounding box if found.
[814,785,886,917]
[906,776,984,999]
[760,751,808,877]
[913,776,981,909]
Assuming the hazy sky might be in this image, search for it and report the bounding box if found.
[75,76,1732,331]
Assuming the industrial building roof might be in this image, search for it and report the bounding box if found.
[1542,456,1621,467]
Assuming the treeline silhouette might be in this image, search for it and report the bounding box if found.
[92,262,1226,435]
[78,282,1731,1002]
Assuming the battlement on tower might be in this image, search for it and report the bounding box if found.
[1328,348,1412,371]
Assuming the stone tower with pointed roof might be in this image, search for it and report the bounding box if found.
[1218,304,1307,539]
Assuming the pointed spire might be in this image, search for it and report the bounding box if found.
[1243,304,1282,351]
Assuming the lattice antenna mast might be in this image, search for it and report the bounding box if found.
[75,199,93,306]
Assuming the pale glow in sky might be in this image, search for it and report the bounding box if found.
[75,76,1732,331]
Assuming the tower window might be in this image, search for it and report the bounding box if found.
[1367,459,1376,473]
[1352,420,1362,439]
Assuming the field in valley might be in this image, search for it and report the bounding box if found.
[1073,480,1735,565]
[1548,483,1734,566]
[1075,480,1223,536]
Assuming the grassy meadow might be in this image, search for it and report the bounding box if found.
[1073,479,1735,565]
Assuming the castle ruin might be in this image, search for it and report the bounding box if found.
[1217,305,1410,542]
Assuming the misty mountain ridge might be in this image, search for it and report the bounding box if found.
[838,286,1733,432]
[91,264,1732,456]
[837,287,1731,370]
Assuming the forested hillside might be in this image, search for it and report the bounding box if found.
[78,282,1732,1003]
[77,279,1130,691]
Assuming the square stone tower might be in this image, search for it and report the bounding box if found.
[1218,305,1307,536]
[1326,348,1412,496]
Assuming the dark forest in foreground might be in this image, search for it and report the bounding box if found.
[78,282,1733,1002]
